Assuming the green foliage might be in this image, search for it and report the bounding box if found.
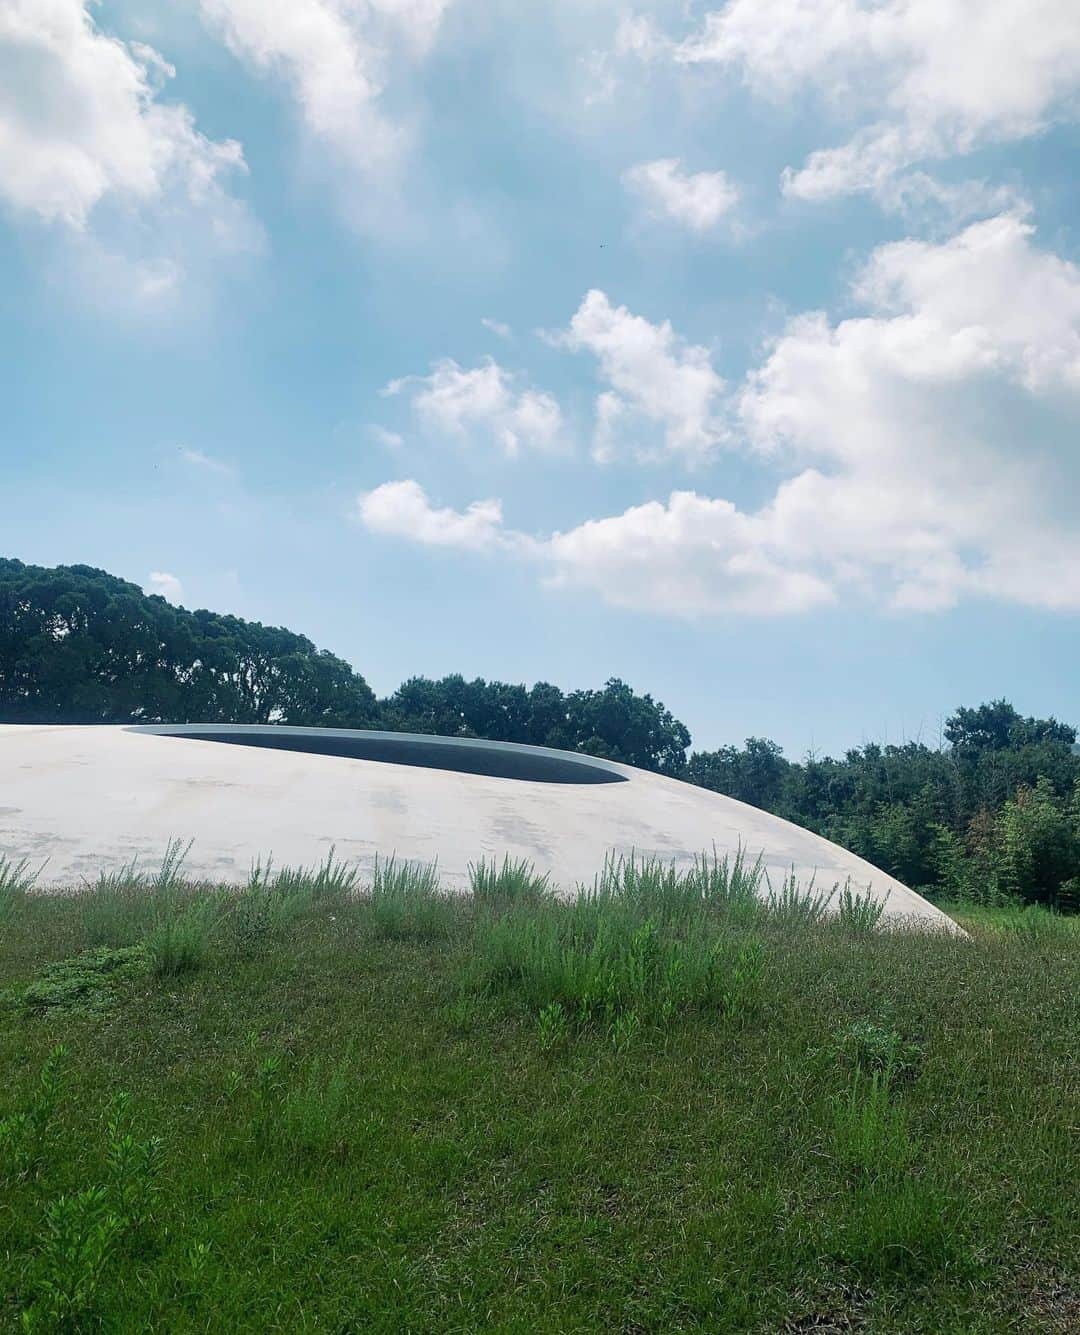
[0,855,40,915]
[19,1086,164,1330]
[469,854,551,907]
[17,946,147,1014]
[836,881,889,934]
[382,673,690,774]
[0,557,377,726]
[0,1045,67,1182]
[830,1071,915,1179]
[764,870,835,926]
[471,895,761,1027]
[365,855,454,939]
[836,1019,923,1084]
[23,1185,125,1330]
[689,705,1080,910]
[145,896,218,978]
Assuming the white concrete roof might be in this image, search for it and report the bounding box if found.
[0,723,957,930]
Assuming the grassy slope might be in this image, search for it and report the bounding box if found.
[0,863,1077,1333]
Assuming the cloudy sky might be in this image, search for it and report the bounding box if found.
[4,0,1080,753]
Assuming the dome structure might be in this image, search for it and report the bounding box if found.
[1,723,957,930]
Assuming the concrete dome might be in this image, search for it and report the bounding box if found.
[0,723,956,930]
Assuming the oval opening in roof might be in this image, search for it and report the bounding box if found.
[128,724,630,785]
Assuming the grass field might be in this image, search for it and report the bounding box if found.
[0,850,1077,1332]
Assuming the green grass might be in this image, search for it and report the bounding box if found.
[0,859,1076,1332]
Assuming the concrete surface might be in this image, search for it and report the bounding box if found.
[0,723,959,930]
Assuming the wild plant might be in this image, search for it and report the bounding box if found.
[279,1057,353,1155]
[303,846,359,900]
[20,948,147,1014]
[145,895,219,978]
[0,854,40,923]
[0,1044,67,1181]
[836,1019,923,1085]
[22,1186,124,1331]
[608,1008,640,1053]
[831,1071,915,1179]
[80,840,192,948]
[471,898,740,1027]
[836,881,889,934]
[79,856,152,947]
[366,855,455,939]
[153,837,194,894]
[764,869,835,927]
[470,855,551,908]
[105,1092,165,1230]
[537,1001,569,1054]
[226,857,313,957]
[687,846,765,919]
[719,939,767,1018]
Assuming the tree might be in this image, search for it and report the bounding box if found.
[0,559,377,727]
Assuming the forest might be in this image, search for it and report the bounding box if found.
[3,557,1077,910]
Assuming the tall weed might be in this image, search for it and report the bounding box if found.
[470,855,551,908]
[366,856,455,940]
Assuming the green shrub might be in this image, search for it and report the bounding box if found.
[226,860,313,958]
[764,870,835,926]
[836,881,889,934]
[145,897,219,978]
[279,1057,353,1156]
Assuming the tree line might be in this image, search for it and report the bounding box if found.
[2,558,1077,909]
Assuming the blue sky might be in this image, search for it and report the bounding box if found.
[3,1,1080,755]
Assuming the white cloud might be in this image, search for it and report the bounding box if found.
[736,213,1080,610]
[545,493,835,615]
[666,0,1080,204]
[0,0,245,227]
[147,571,184,603]
[383,357,564,456]
[481,316,513,339]
[360,215,1080,618]
[200,0,452,176]
[357,480,519,552]
[180,448,234,475]
[557,290,726,461]
[0,1,255,304]
[622,158,740,231]
[368,424,405,448]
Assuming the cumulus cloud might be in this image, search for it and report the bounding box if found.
[147,571,184,603]
[357,480,521,552]
[0,0,255,303]
[200,0,452,177]
[0,1,245,227]
[622,158,740,232]
[557,290,726,462]
[736,213,1080,610]
[663,0,1080,205]
[359,215,1080,618]
[382,357,564,456]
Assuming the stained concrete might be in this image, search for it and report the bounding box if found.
[0,723,959,930]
